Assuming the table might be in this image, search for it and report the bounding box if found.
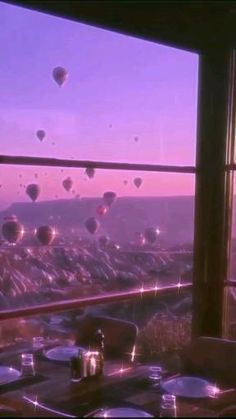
[0,344,233,417]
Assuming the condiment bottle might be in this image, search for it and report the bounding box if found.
[93,329,105,376]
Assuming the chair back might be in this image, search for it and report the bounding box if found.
[181,336,236,384]
[76,315,139,360]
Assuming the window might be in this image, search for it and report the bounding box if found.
[218,50,236,340]
[224,173,236,339]
[0,1,198,359]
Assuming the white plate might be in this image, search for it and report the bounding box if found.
[96,408,153,417]
[0,366,21,385]
[43,346,85,362]
[161,376,219,398]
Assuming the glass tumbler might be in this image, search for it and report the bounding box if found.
[160,394,177,417]
[32,336,44,351]
[148,365,162,388]
[21,353,35,376]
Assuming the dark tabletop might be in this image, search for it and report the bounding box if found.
[0,343,233,417]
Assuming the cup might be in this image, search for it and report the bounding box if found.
[148,365,162,387]
[160,394,176,417]
[32,336,44,351]
[21,353,35,376]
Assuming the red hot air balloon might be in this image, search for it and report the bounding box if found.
[35,225,56,245]
[144,227,160,244]
[2,215,24,244]
[85,217,100,235]
[96,204,108,217]
[103,191,116,207]
[85,167,95,179]
[98,235,109,247]
[52,66,68,87]
[134,232,146,247]
[26,184,40,202]
[62,177,73,192]
[36,130,46,142]
[134,177,142,188]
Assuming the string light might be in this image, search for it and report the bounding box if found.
[209,383,220,398]
[126,345,141,361]
[177,277,182,294]
[131,345,136,362]
[23,396,76,418]
[33,395,38,411]
[107,364,132,377]
[154,281,159,296]
[119,362,124,376]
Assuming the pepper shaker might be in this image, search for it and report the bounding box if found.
[93,329,105,376]
[70,350,83,382]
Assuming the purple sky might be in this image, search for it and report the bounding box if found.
[0,1,198,209]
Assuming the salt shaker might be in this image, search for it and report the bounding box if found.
[94,329,105,353]
[160,394,177,417]
[70,350,83,382]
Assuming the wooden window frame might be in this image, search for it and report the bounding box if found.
[2,3,236,340]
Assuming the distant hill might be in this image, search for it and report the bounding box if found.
[0,196,194,246]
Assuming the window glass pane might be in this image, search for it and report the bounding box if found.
[0,294,192,367]
[224,174,236,338]
[223,287,236,339]
[0,165,194,309]
[0,2,198,165]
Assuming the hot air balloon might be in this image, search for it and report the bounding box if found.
[36,130,46,142]
[134,177,142,188]
[144,227,160,244]
[98,235,110,247]
[134,232,146,247]
[2,215,24,244]
[110,242,120,251]
[52,66,68,87]
[96,204,108,217]
[103,191,116,207]
[85,217,100,235]
[35,225,56,245]
[85,167,95,179]
[134,136,139,142]
[62,177,73,192]
[26,184,40,202]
